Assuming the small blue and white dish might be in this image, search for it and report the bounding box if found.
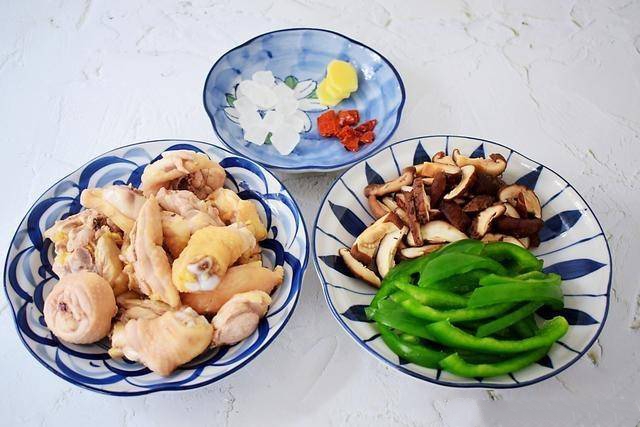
[203,28,406,172]
[3,139,309,395]
[313,135,611,389]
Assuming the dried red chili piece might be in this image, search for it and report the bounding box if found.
[359,131,375,144]
[355,119,377,133]
[342,135,361,151]
[317,110,340,137]
[338,110,360,127]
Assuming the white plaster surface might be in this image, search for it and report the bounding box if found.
[1,0,639,426]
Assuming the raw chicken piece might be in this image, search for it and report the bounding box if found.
[125,196,180,307]
[207,188,267,241]
[44,272,117,344]
[156,188,223,232]
[80,185,146,233]
[181,264,283,315]
[115,291,171,322]
[211,291,271,347]
[140,150,225,199]
[160,211,191,258]
[43,209,126,290]
[109,307,213,376]
[172,224,256,293]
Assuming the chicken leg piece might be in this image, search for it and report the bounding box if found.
[211,291,271,347]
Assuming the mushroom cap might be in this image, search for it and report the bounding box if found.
[339,248,381,287]
[497,184,542,219]
[376,226,407,278]
[452,149,507,176]
[470,204,506,239]
[364,167,415,197]
[444,165,477,200]
[399,244,444,259]
[420,220,468,243]
[416,162,461,177]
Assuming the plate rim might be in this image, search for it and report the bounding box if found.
[202,27,407,172]
[3,138,310,396]
[312,134,612,389]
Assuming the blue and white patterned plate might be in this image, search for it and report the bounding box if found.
[4,140,309,395]
[313,135,611,388]
[203,28,406,172]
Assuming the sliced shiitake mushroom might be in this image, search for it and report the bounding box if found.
[430,171,447,206]
[463,195,495,213]
[416,161,461,177]
[503,202,520,218]
[412,179,431,224]
[444,165,477,200]
[350,212,403,264]
[368,195,390,219]
[494,216,544,238]
[440,200,471,232]
[473,172,504,195]
[452,149,507,176]
[399,244,443,259]
[420,220,468,243]
[481,233,527,248]
[339,248,381,287]
[395,192,408,210]
[376,226,408,278]
[432,151,456,166]
[470,204,506,239]
[498,184,542,219]
[364,167,415,197]
[403,189,423,246]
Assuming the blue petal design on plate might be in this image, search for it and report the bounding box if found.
[536,355,553,369]
[470,144,485,158]
[329,201,366,237]
[365,162,385,185]
[543,259,606,280]
[539,210,582,242]
[319,255,356,278]
[341,305,372,322]
[515,165,543,190]
[537,307,599,325]
[413,142,431,165]
[398,356,410,365]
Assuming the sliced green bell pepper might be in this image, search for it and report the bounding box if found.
[377,324,449,369]
[395,283,468,308]
[439,347,550,378]
[481,241,543,274]
[468,283,564,308]
[476,302,544,338]
[419,253,507,287]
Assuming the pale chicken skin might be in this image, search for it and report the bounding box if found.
[140,150,225,199]
[80,185,146,233]
[211,291,271,347]
[208,188,268,241]
[181,264,284,315]
[44,272,117,344]
[109,307,213,376]
[124,196,180,307]
[156,187,224,232]
[171,224,256,293]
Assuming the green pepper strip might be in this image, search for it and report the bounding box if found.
[430,239,485,259]
[468,283,564,308]
[395,283,469,308]
[423,270,489,293]
[513,315,539,338]
[479,273,561,287]
[516,271,548,281]
[377,324,449,369]
[419,253,508,287]
[439,347,550,378]
[476,302,544,338]
[368,301,435,340]
[391,291,513,322]
[481,241,543,274]
[424,316,568,354]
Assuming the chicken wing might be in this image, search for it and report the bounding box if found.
[207,188,267,241]
[44,272,117,344]
[109,307,213,376]
[172,224,256,292]
[156,188,224,232]
[80,185,146,233]
[181,264,284,315]
[125,196,180,307]
[211,291,271,347]
[160,211,191,258]
[140,150,225,199]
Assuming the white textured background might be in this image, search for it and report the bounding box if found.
[1,1,639,426]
